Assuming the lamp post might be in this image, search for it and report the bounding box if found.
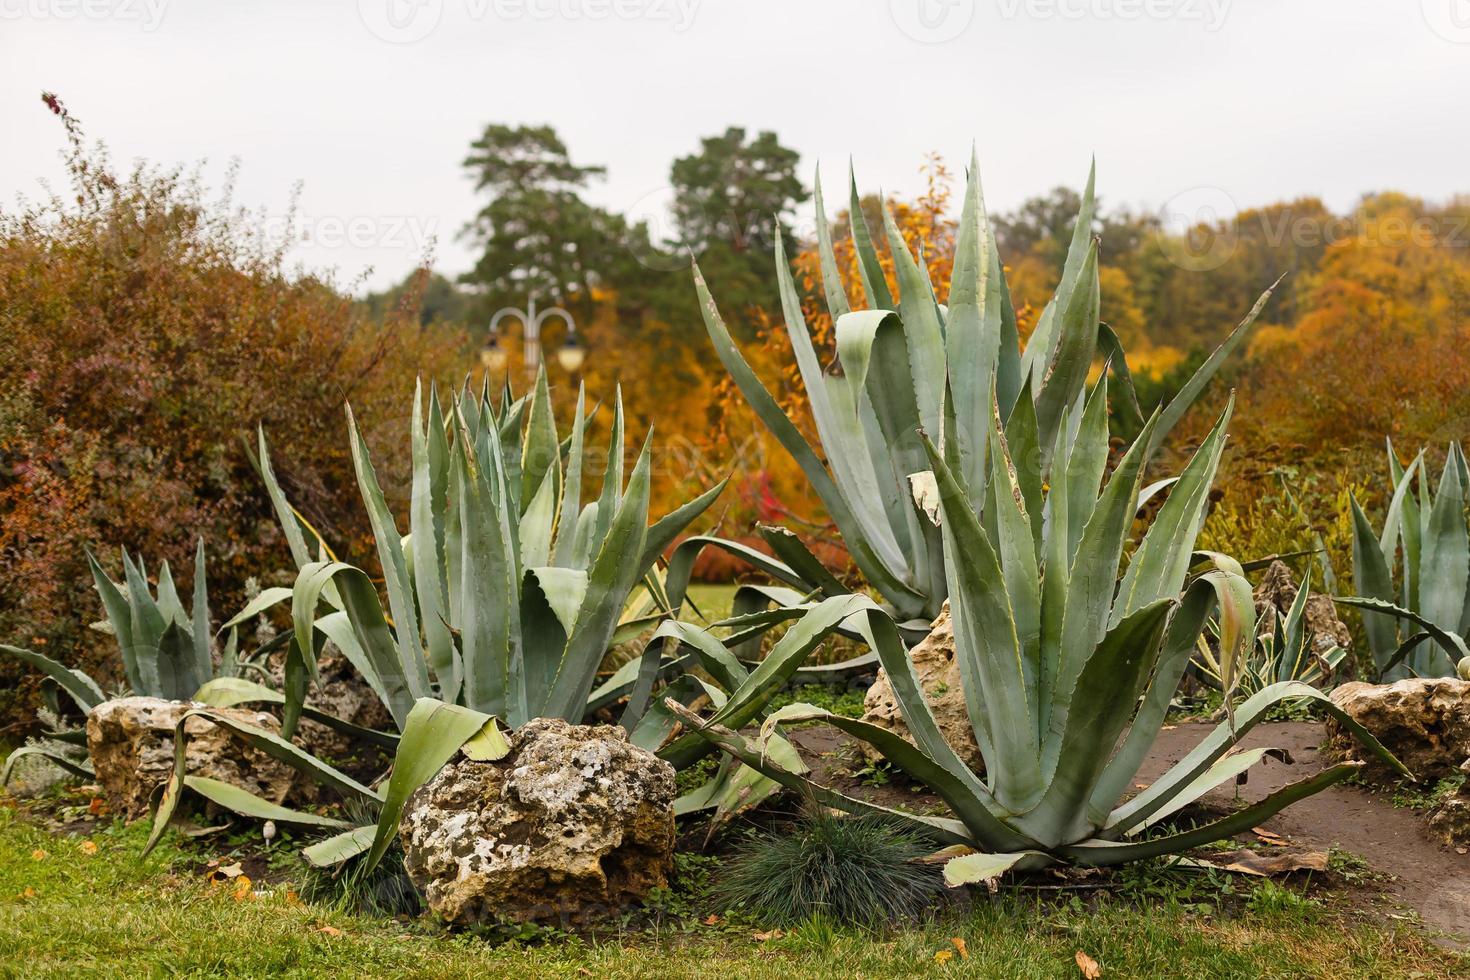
[479,295,585,378]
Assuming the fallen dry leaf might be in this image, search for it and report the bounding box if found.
[752,929,783,942]
[1195,849,1328,877]
[934,950,954,964]
[231,875,253,902]
[207,862,245,882]
[1076,950,1102,978]
[30,849,46,861]
[703,914,720,925]
[20,887,36,899]
[1252,827,1288,846]
[950,937,969,959]
[78,840,98,856]
[88,797,106,816]
[315,925,343,937]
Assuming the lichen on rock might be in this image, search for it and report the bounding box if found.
[399,717,676,926]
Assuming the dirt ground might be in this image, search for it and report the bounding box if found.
[788,720,1470,945]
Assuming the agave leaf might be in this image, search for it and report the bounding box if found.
[1419,448,1469,638]
[1,744,94,785]
[293,562,415,728]
[347,403,427,697]
[1147,277,1279,458]
[0,645,105,712]
[184,775,351,828]
[812,167,851,318]
[661,535,810,618]
[1107,681,1409,835]
[761,702,1034,852]
[756,524,846,597]
[923,432,1042,811]
[1033,240,1100,464]
[303,825,376,867]
[1333,596,1465,676]
[1130,747,1284,831]
[363,698,509,873]
[190,539,212,684]
[220,588,293,631]
[1070,763,1363,866]
[943,850,1053,888]
[541,437,652,721]
[944,150,999,502]
[663,698,973,847]
[411,381,460,703]
[638,478,729,581]
[1348,495,1400,671]
[847,165,894,311]
[156,622,202,703]
[1027,598,1174,846]
[880,201,946,437]
[520,364,560,512]
[694,261,921,613]
[551,386,589,568]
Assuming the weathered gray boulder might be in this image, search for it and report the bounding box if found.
[399,718,676,926]
[85,696,301,818]
[859,603,982,771]
[1326,678,1470,782]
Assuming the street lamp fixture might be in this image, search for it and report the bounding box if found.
[483,294,583,377]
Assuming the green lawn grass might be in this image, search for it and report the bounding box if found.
[0,807,1461,979]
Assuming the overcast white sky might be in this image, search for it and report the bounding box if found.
[3,0,1468,294]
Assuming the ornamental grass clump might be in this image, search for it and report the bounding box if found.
[717,809,942,929]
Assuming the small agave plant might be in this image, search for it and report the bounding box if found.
[692,152,1278,629]
[1193,566,1347,698]
[0,540,345,787]
[670,395,1408,885]
[1344,441,1470,680]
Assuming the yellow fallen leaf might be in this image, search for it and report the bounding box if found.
[315,925,343,937]
[934,950,954,964]
[31,849,47,861]
[1076,950,1102,978]
[231,875,253,902]
[950,937,969,959]
[78,841,98,856]
[21,887,36,899]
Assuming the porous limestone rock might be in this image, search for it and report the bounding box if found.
[859,603,981,771]
[1326,678,1470,782]
[1427,762,1470,847]
[399,718,676,926]
[85,696,301,818]
[291,654,395,764]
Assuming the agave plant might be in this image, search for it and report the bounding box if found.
[0,540,337,784]
[146,372,863,865]
[692,153,1278,627]
[1344,441,1470,680]
[668,397,1407,884]
[1193,565,1347,698]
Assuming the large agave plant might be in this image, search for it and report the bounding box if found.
[670,397,1407,884]
[1345,441,1470,680]
[694,154,1277,627]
